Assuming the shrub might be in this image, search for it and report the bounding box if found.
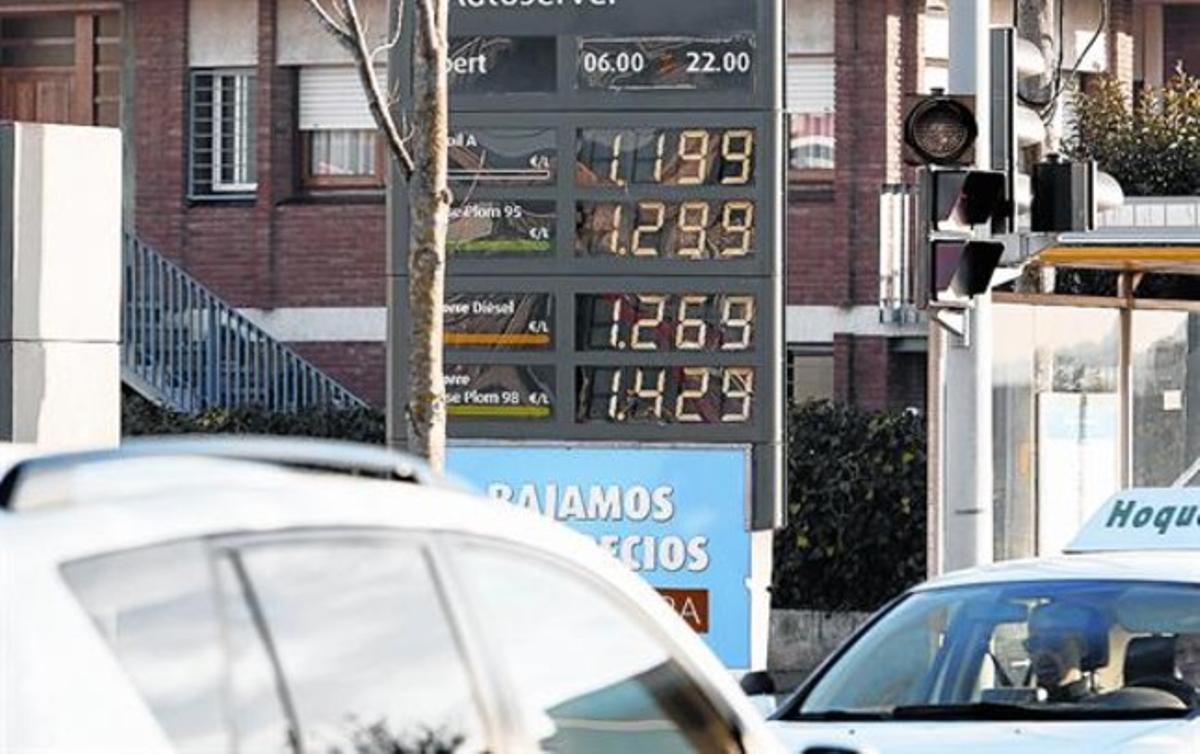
[1066,72,1200,196]
[772,401,927,612]
[122,389,386,444]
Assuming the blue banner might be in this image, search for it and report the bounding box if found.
[448,444,752,668]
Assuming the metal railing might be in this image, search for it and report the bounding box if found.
[123,235,368,414]
[879,183,922,324]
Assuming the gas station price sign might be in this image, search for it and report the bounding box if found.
[390,0,784,535]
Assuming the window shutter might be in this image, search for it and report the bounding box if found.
[298,67,384,131]
[786,57,835,114]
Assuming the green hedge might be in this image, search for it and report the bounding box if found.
[1067,72,1200,196]
[772,401,927,612]
[122,390,386,443]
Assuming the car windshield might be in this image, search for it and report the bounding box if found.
[787,580,1200,721]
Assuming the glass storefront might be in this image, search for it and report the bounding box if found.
[993,304,1120,559]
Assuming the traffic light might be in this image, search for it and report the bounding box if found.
[913,168,1008,307]
[903,92,978,167]
[929,169,1009,231]
[991,26,1124,232]
[932,239,1005,299]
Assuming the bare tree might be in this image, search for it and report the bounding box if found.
[304,0,450,470]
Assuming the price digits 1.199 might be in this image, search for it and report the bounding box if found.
[577,128,755,187]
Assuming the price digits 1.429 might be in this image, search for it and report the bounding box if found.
[579,366,755,424]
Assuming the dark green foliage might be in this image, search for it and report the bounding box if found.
[122,389,386,443]
[1066,72,1200,197]
[773,401,927,612]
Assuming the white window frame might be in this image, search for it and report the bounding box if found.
[190,68,257,198]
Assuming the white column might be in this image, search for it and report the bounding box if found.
[941,0,995,571]
[0,124,122,449]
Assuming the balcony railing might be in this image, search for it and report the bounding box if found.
[879,183,921,323]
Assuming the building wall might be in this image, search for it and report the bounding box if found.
[787,0,924,412]
[131,0,387,405]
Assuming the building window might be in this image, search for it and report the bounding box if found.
[190,69,257,198]
[788,345,835,404]
[924,1,950,93]
[303,129,382,188]
[299,66,385,191]
[786,0,836,180]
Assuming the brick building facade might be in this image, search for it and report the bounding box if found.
[0,0,1183,412]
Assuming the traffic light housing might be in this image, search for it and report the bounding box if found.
[1031,157,1096,233]
[916,168,1009,307]
[903,93,979,167]
[929,169,1010,231]
[932,240,1005,299]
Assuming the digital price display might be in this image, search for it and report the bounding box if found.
[578,293,756,352]
[577,35,756,92]
[577,200,756,260]
[577,128,755,187]
[578,366,755,425]
[391,0,783,535]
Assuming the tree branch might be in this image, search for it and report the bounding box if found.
[302,0,354,49]
[339,0,416,179]
[370,0,405,63]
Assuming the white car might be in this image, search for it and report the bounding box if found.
[769,489,1200,754]
[0,438,781,754]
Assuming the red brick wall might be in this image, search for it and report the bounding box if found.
[131,0,387,310]
[291,342,387,408]
[132,0,189,256]
[787,1,911,310]
[1108,0,1135,94]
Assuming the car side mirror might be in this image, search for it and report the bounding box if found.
[739,670,776,696]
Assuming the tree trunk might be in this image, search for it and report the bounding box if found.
[407,0,450,471]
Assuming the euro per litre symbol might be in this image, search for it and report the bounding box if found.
[656,588,710,633]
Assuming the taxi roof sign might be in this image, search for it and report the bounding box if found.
[1067,488,1200,553]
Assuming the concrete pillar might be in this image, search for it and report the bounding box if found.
[0,124,122,448]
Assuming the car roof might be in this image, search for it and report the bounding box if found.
[0,451,590,565]
[914,550,1200,593]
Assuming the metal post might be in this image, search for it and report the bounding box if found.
[941,0,995,572]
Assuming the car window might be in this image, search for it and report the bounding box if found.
[62,540,233,752]
[234,537,489,754]
[786,580,1200,721]
[63,534,490,754]
[455,541,742,754]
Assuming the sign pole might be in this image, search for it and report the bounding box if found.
[940,0,995,572]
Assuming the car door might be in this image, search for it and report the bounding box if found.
[440,535,756,754]
[62,529,501,754]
